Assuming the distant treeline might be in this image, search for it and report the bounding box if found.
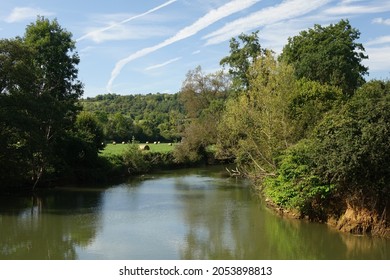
[80,93,184,143]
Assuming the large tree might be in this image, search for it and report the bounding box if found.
[0,17,83,189]
[25,17,83,187]
[280,19,368,95]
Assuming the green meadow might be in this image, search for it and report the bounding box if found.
[101,143,176,156]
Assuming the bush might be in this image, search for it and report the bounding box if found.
[264,140,335,219]
[122,143,149,174]
[312,80,390,209]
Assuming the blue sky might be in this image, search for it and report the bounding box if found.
[1,0,390,97]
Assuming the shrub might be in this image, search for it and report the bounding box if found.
[264,140,335,219]
[312,80,390,209]
[122,143,149,174]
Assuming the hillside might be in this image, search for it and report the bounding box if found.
[80,93,185,142]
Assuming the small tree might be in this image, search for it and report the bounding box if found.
[220,31,264,91]
[217,51,296,177]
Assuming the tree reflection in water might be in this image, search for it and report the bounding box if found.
[0,189,103,260]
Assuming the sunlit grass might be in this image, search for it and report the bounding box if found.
[100,142,176,156]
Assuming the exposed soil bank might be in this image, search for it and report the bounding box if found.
[265,198,390,238]
[327,205,389,238]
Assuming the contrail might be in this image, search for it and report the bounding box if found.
[146,57,182,71]
[77,0,177,42]
[107,0,261,92]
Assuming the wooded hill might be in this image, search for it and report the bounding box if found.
[80,93,184,143]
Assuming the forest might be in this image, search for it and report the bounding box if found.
[0,17,388,236]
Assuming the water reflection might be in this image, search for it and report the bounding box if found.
[171,168,389,260]
[0,166,389,259]
[0,190,103,260]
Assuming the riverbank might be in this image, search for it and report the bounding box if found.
[263,194,390,239]
[0,143,229,194]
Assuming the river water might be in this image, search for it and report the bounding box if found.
[0,166,388,260]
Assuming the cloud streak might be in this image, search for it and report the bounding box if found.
[77,0,177,42]
[145,57,182,70]
[107,0,261,92]
[324,1,390,15]
[5,7,54,23]
[366,35,390,46]
[203,0,331,45]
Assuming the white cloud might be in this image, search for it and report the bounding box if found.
[325,1,390,15]
[145,57,182,70]
[366,46,390,72]
[366,35,390,46]
[77,0,177,42]
[81,24,171,43]
[373,17,390,25]
[5,7,54,23]
[340,0,365,3]
[203,0,331,46]
[192,50,201,55]
[107,0,261,92]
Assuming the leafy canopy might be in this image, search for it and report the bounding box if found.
[280,19,368,95]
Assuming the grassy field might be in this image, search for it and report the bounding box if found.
[101,142,176,156]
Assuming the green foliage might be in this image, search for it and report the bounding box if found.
[179,66,231,118]
[311,80,390,208]
[217,51,295,176]
[264,141,335,218]
[0,17,83,189]
[288,79,344,141]
[81,93,183,142]
[100,144,178,177]
[174,67,232,163]
[75,111,105,152]
[220,31,264,91]
[280,19,368,95]
[122,143,149,174]
[173,119,211,163]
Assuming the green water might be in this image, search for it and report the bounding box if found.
[0,166,388,260]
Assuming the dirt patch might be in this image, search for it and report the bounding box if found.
[327,205,389,238]
[264,196,390,238]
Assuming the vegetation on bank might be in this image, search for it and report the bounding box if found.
[214,20,389,237]
[0,17,388,236]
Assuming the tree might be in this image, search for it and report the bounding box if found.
[280,19,368,95]
[288,79,344,141]
[217,51,296,177]
[0,38,36,187]
[174,67,232,162]
[179,66,231,118]
[24,17,83,187]
[105,113,134,142]
[0,17,83,189]
[220,31,264,91]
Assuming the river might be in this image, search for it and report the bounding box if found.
[0,166,388,260]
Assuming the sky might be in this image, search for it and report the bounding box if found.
[1,0,390,97]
